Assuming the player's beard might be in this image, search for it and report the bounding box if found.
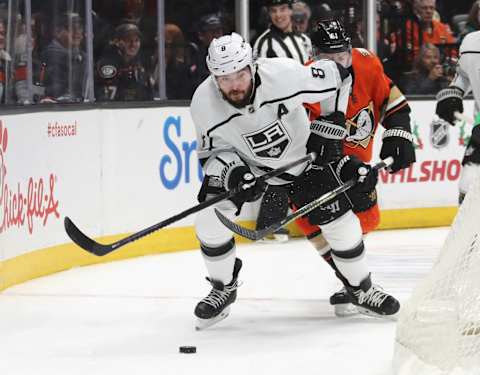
[222,82,254,109]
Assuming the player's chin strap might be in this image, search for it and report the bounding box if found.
[215,157,394,241]
[64,152,316,256]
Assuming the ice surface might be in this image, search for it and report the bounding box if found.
[0,227,448,375]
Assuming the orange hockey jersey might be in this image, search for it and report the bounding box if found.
[304,48,409,163]
[297,48,409,235]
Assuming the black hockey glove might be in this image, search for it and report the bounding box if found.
[336,155,378,193]
[228,166,267,214]
[435,87,464,125]
[380,128,416,173]
[307,112,347,167]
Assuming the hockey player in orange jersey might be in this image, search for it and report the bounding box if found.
[298,19,416,316]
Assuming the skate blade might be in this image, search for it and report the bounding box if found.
[195,306,231,330]
[333,303,359,317]
[357,306,399,321]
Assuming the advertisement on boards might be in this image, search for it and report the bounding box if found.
[374,100,474,210]
[0,110,103,259]
[1,100,475,261]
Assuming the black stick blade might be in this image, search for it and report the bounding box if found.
[64,217,115,256]
[214,209,275,241]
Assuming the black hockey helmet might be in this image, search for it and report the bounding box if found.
[311,19,351,53]
[264,0,293,8]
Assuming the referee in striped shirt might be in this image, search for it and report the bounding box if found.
[253,0,313,241]
[253,0,312,64]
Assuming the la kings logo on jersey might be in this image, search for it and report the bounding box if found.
[243,119,291,159]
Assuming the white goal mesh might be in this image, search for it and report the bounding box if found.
[394,176,480,375]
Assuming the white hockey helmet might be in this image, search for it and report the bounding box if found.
[206,32,253,76]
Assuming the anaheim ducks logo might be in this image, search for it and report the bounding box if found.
[345,102,375,149]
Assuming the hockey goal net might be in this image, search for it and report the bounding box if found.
[394,175,480,375]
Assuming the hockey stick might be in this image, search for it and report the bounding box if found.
[215,157,394,241]
[64,153,316,256]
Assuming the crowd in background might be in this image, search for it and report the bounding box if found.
[0,0,477,105]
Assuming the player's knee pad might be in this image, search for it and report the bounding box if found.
[320,210,362,252]
[355,204,380,234]
[195,201,237,247]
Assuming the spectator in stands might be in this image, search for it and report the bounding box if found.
[401,43,449,94]
[122,0,156,59]
[391,0,456,73]
[95,23,152,101]
[150,23,197,100]
[14,13,45,104]
[124,0,144,25]
[0,17,10,103]
[92,0,123,58]
[292,1,311,33]
[191,12,225,84]
[461,1,480,39]
[41,13,86,103]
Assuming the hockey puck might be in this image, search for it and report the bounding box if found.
[179,346,196,354]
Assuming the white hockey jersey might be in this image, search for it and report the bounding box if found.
[451,31,480,114]
[190,57,351,184]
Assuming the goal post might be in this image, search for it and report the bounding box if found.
[393,175,480,375]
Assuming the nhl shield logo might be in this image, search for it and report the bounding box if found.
[430,118,449,149]
[243,120,291,159]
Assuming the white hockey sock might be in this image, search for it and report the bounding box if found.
[195,203,239,285]
[202,247,237,285]
[321,210,369,287]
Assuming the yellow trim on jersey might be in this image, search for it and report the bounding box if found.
[0,207,457,291]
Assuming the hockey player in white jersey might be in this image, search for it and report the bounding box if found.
[190,32,400,329]
[435,31,480,203]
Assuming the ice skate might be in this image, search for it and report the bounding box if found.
[347,274,400,320]
[329,287,359,317]
[195,258,242,330]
